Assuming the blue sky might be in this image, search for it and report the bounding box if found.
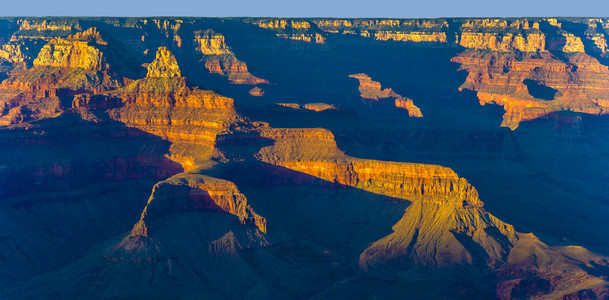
[2,0,608,17]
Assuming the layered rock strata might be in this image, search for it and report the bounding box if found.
[253,127,609,298]
[349,73,423,117]
[0,27,122,125]
[105,47,242,168]
[253,19,326,44]
[196,30,269,85]
[129,173,267,239]
[452,51,609,129]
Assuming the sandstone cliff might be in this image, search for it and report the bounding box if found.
[33,28,109,71]
[129,173,266,239]
[105,47,242,169]
[252,127,609,298]
[0,27,123,125]
[196,30,269,85]
[254,128,513,271]
[252,19,326,44]
[452,51,609,129]
[145,46,180,77]
[349,73,423,117]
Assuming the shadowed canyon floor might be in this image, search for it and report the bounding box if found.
[1,17,609,299]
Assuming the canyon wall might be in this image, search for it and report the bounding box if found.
[1,17,608,299]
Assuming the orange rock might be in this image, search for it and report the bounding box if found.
[131,174,267,236]
[257,128,478,205]
[349,73,423,117]
[197,30,269,85]
[33,28,109,71]
[452,51,609,129]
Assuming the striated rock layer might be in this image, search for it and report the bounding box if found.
[128,173,267,240]
[0,27,122,125]
[105,47,243,168]
[252,127,609,297]
[196,29,269,85]
[452,51,609,129]
[349,73,423,117]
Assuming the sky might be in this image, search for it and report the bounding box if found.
[1,0,608,18]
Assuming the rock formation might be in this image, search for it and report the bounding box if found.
[33,28,109,71]
[129,173,266,239]
[145,46,180,77]
[349,73,423,117]
[257,128,478,204]
[253,19,326,44]
[0,27,122,125]
[1,17,609,300]
[196,30,269,85]
[105,47,243,168]
[452,51,609,129]
[253,127,609,298]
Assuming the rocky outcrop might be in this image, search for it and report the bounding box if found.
[360,198,516,270]
[145,46,181,77]
[17,19,78,32]
[248,86,264,96]
[130,173,266,237]
[256,128,478,205]
[204,54,269,85]
[547,32,585,53]
[253,19,326,44]
[195,29,230,55]
[374,31,447,43]
[254,127,609,298]
[33,28,109,71]
[452,51,609,129]
[349,73,423,117]
[10,19,78,41]
[0,28,123,125]
[256,19,312,30]
[458,32,546,52]
[106,47,241,168]
[0,42,30,64]
[276,33,326,44]
[196,30,269,85]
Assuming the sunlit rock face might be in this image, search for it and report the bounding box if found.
[452,51,609,129]
[0,27,122,125]
[145,46,181,78]
[253,19,326,44]
[196,29,269,85]
[105,47,243,169]
[1,17,609,300]
[349,73,423,117]
[33,28,109,71]
[130,173,267,238]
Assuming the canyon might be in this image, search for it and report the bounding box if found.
[0,17,608,299]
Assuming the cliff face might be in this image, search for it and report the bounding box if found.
[257,128,479,202]
[458,31,545,52]
[145,46,181,77]
[253,19,326,44]
[452,51,609,129]
[349,73,423,117]
[130,173,266,238]
[1,17,609,300]
[196,30,269,85]
[254,128,518,270]
[251,127,609,297]
[33,28,109,71]
[106,47,241,168]
[0,27,122,125]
